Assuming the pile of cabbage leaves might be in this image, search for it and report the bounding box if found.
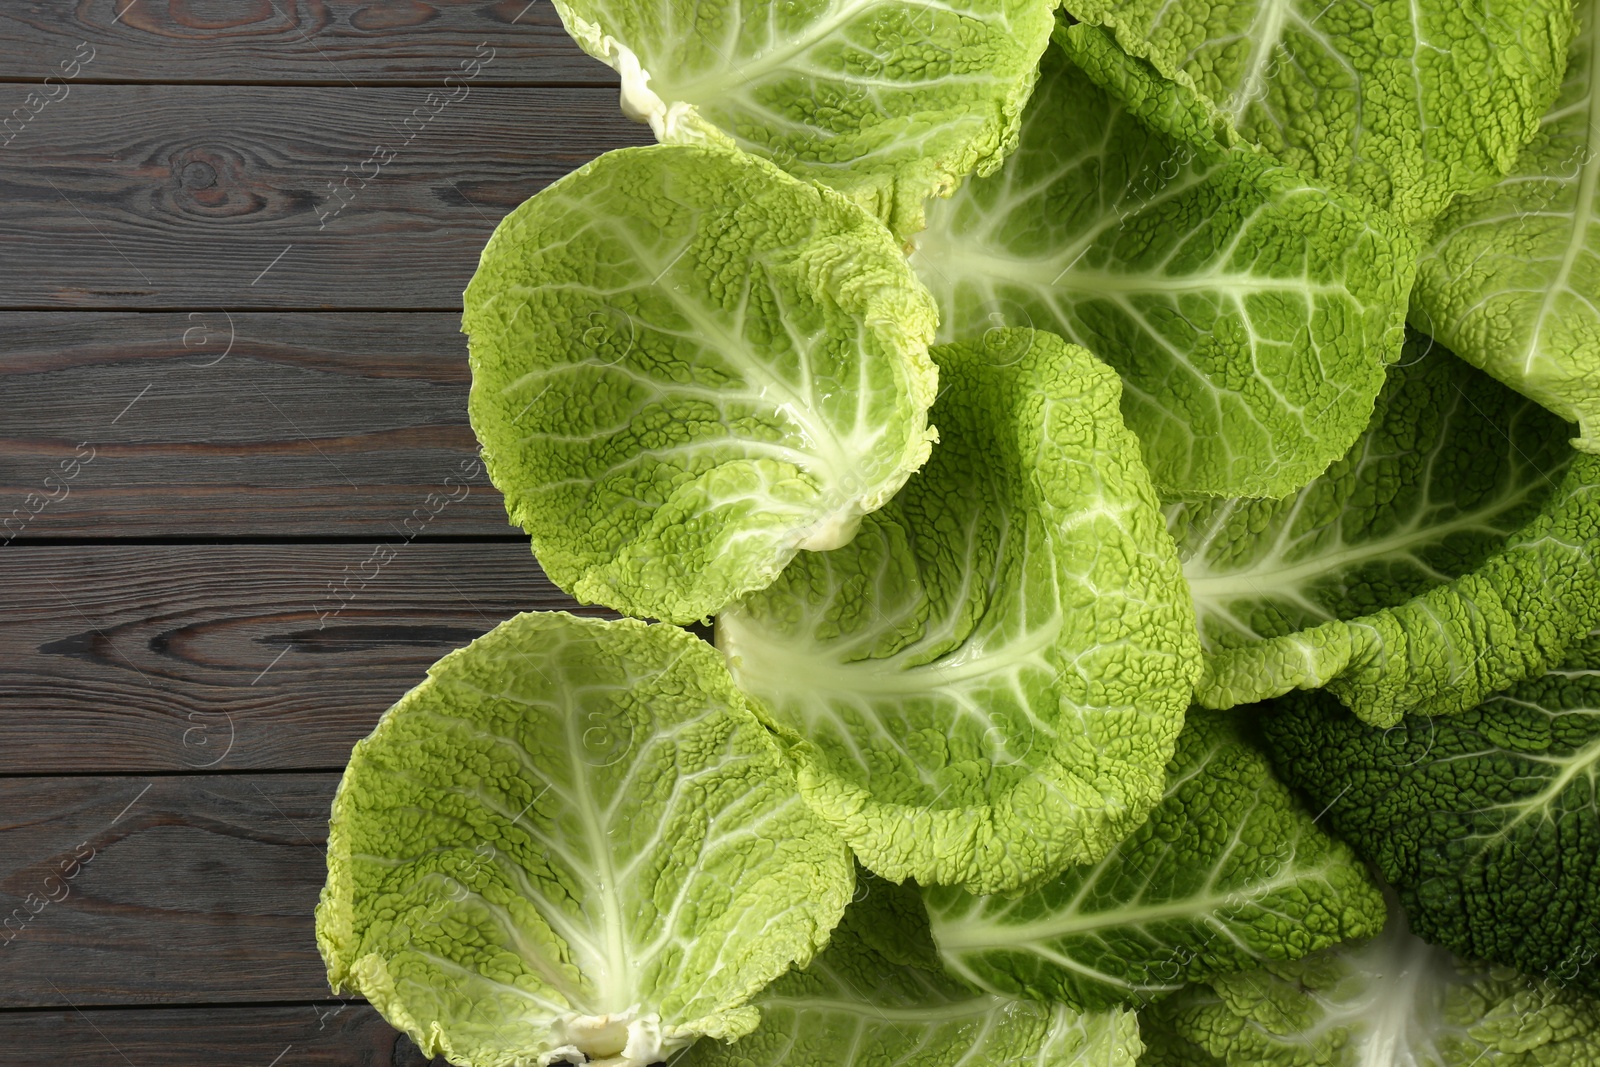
[315,1,1600,1063]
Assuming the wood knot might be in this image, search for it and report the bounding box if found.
[164,146,268,219]
[181,161,217,189]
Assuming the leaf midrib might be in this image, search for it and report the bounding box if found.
[1182,487,1545,606]
[918,237,1346,300]
[931,864,1322,950]
[661,0,885,102]
[1222,0,1298,121]
[727,612,1061,697]
[1522,9,1600,375]
[567,696,631,1011]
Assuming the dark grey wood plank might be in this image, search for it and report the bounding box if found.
[0,774,339,1005]
[0,84,651,309]
[0,1005,446,1067]
[0,543,599,773]
[0,311,522,538]
[0,0,614,85]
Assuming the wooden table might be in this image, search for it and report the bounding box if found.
[0,3,650,1061]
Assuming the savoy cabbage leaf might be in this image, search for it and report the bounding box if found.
[1411,0,1600,455]
[1142,894,1600,1067]
[908,38,1414,499]
[920,710,1385,1011]
[316,611,854,1067]
[675,872,1143,1067]
[1174,334,1600,726]
[1261,632,1600,996]
[716,328,1200,895]
[1057,0,1573,228]
[550,0,1056,238]
[463,143,939,625]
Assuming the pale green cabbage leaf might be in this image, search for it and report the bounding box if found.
[717,328,1200,895]
[463,143,939,625]
[1412,0,1600,454]
[550,0,1056,238]
[909,38,1415,499]
[675,871,1143,1067]
[920,711,1385,1011]
[316,611,854,1067]
[1057,0,1573,228]
[1142,895,1600,1066]
[1262,631,1600,996]
[1175,334,1600,726]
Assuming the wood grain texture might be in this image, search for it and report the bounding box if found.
[0,311,524,538]
[0,0,614,85]
[0,774,338,1005]
[0,3,683,1057]
[0,84,651,309]
[0,1005,447,1067]
[0,543,602,773]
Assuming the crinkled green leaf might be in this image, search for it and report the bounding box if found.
[316,612,854,1067]
[1412,0,1600,453]
[675,872,1143,1067]
[1058,0,1573,228]
[551,0,1056,238]
[1174,334,1600,725]
[1261,633,1600,995]
[909,39,1414,499]
[463,144,939,625]
[1143,895,1600,1066]
[717,328,1200,895]
[921,711,1385,1011]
